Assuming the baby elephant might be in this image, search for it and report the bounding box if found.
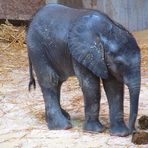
[27,4,141,137]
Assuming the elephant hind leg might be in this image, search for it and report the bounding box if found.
[29,48,71,130]
[73,59,105,132]
[41,85,72,130]
[56,81,71,120]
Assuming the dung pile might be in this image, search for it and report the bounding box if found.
[138,115,148,130]
[132,132,148,145]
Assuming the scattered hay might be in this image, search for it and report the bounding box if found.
[0,21,27,76]
[134,30,148,74]
[0,20,26,49]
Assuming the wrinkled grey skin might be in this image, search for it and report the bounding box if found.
[27,4,141,137]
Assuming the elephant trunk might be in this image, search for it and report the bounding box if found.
[124,69,141,133]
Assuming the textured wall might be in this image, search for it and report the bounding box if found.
[82,0,97,9]
[0,0,148,31]
[0,0,45,20]
[46,0,148,31]
[96,0,148,31]
[46,0,83,8]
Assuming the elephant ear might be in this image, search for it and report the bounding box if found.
[68,15,108,79]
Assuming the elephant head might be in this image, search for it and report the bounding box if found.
[68,13,141,133]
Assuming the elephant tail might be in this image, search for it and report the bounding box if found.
[28,56,36,91]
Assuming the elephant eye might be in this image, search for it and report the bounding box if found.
[115,59,122,65]
[115,56,127,66]
[115,60,121,64]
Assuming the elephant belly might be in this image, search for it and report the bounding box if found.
[46,44,75,79]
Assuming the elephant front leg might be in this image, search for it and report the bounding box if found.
[73,60,104,132]
[102,75,129,137]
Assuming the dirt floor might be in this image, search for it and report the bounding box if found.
[0,23,148,148]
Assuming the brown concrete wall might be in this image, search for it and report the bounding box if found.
[0,0,45,20]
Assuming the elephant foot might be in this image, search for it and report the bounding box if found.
[110,124,129,137]
[46,111,72,130]
[83,120,105,133]
[61,108,71,120]
[45,109,70,122]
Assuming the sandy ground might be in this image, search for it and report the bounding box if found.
[0,26,148,147]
